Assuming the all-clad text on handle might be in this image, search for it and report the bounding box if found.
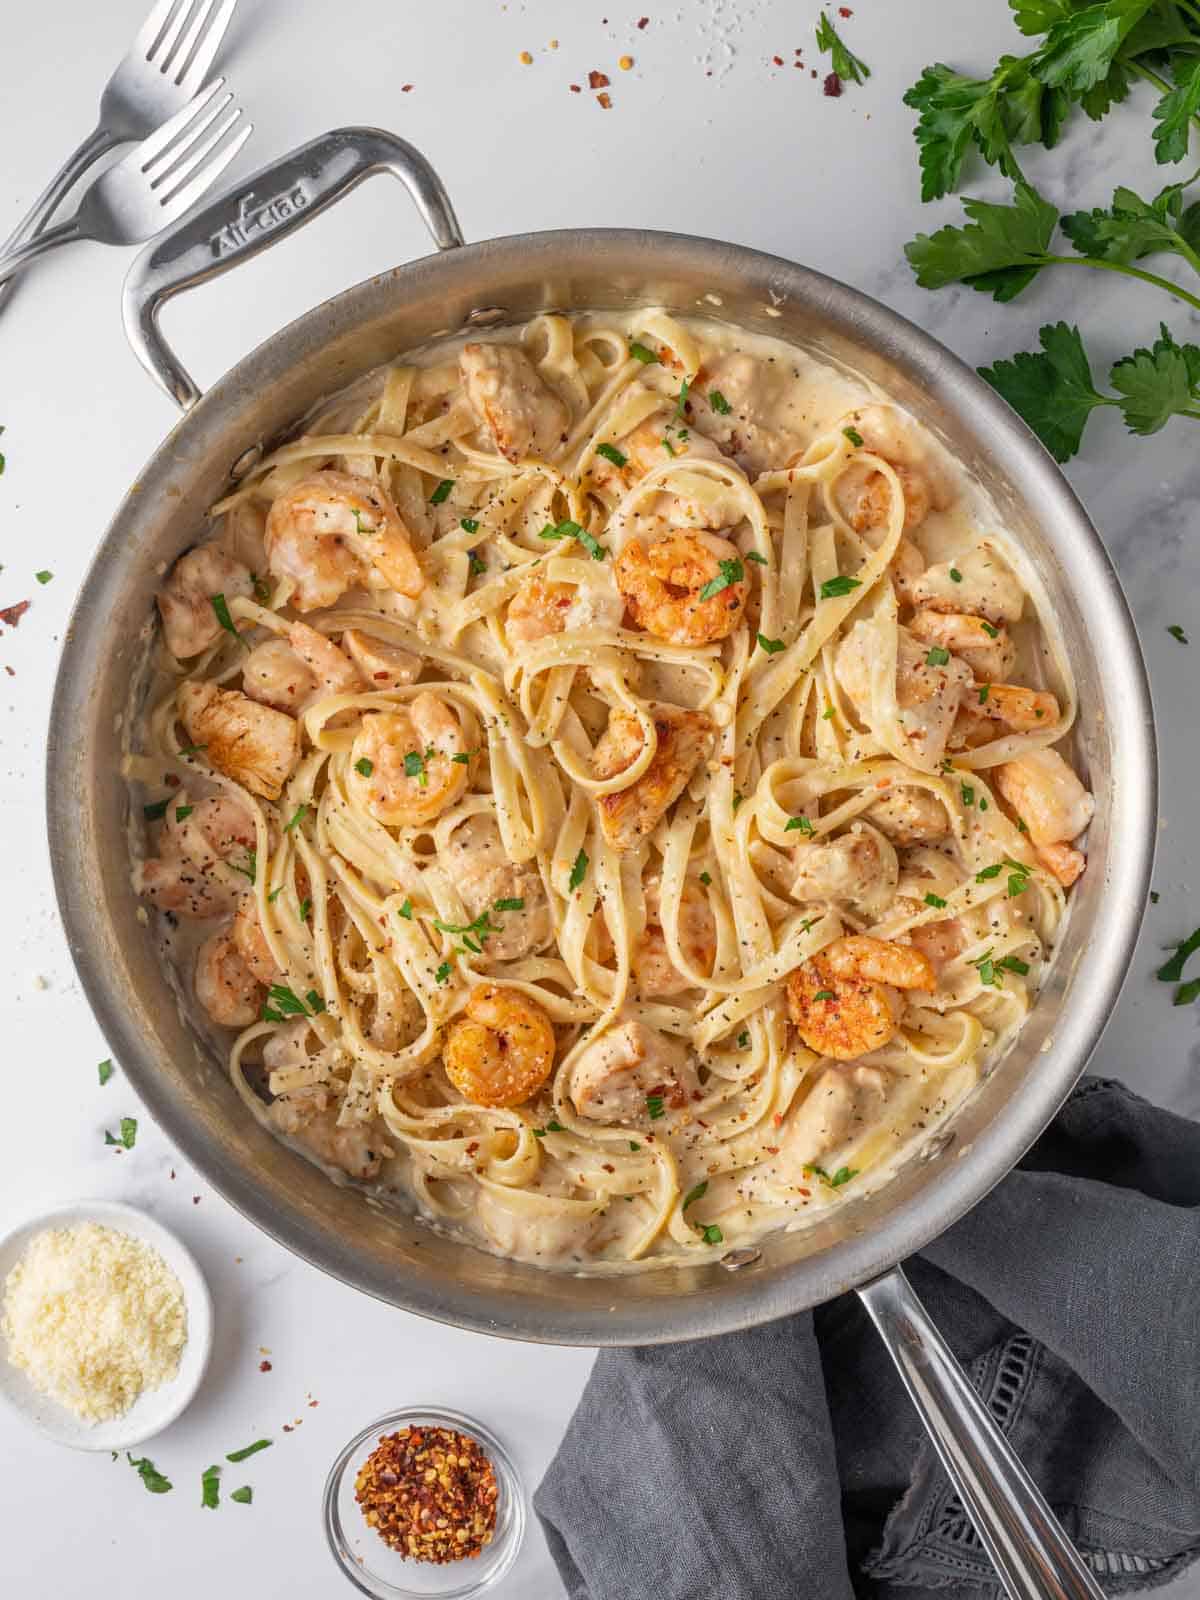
[122,126,464,410]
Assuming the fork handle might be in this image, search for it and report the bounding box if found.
[123,126,464,409]
[0,125,117,297]
[0,219,85,280]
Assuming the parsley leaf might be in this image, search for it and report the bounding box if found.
[1109,322,1200,435]
[1167,623,1189,643]
[905,182,1059,303]
[1156,924,1200,983]
[210,592,245,648]
[698,557,744,602]
[429,478,454,505]
[1061,181,1200,264]
[757,632,785,654]
[815,9,871,87]
[629,340,659,364]
[568,848,589,892]
[708,388,733,414]
[1033,0,1156,96]
[201,1464,221,1510]
[785,815,815,834]
[104,1117,138,1150]
[596,442,627,468]
[698,1223,723,1245]
[681,1181,708,1210]
[261,985,323,1024]
[226,1439,272,1463]
[1151,57,1200,164]
[127,1454,172,1494]
[979,322,1111,462]
[230,1486,253,1505]
[819,574,863,599]
[646,1094,666,1120]
[98,1058,114,1086]
[924,892,948,909]
[354,757,374,777]
[284,802,309,832]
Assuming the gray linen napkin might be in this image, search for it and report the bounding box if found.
[535,1079,1200,1599]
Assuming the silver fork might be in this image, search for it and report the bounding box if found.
[0,0,240,297]
[0,82,251,279]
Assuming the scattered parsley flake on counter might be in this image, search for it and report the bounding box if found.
[1175,976,1200,1006]
[1156,925,1200,985]
[201,1464,221,1509]
[698,1223,723,1245]
[127,1454,172,1494]
[596,442,627,468]
[143,798,169,821]
[354,757,374,778]
[925,645,951,666]
[698,557,744,601]
[429,478,454,505]
[842,425,864,447]
[226,1438,273,1463]
[569,848,589,891]
[629,341,659,364]
[757,632,785,654]
[284,802,309,832]
[1168,624,1189,643]
[210,592,245,647]
[745,550,768,564]
[230,1487,252,1505]
[950,567,963,583]
[708,389,732,414]
[785,815,815,834]
[819,574,862,599]
[815,9,870,86]
[682,1181,709,1210]
[829,1166,858,1187]
[924,892,947,909]
[1151,890,1160,904]
[98,1059,114,1086]
[460,517,480,534]
[35,570,52,585]
[104,1118,138,1150]
[646,1094,666,1120]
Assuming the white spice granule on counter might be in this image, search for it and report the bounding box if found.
[1,1223,186,1422]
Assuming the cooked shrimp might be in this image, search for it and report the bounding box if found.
[442,984,556,1108]
[892,901,968,970]
[833,404,955,534]
[910,545,1023,626]
[636,876,717,997]
[789,827,897,920]
[287,620,363,696]
[157,545,255,660]
[348,693,469,826]
[460,342,569,463]
[243,621,362,715]
[195,928,263,1027]
[570,1018,693,1123]
[908,609,1017,682]
[593,704,715,851]
[864,785,950,845]
[975,683,1061,731]
[836,621,972,769]
[505,573,624,646]
[779,1063,891,1167]
[342,628,423,689]
[267,1086,390,1180]
[137,794,259,918]
[994,748,1094,887]
[264,470,423,612]
[615,529,748,645]
[178,680,301,801]
[787,934,935,1060]
[231,893,282,986]
[442,815,552,961]
[476,1185,600,1261]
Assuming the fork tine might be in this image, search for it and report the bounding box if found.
[176,0,239,93]
[158,118,252,220]
[136,77,223,168]
[144,88,231,181]
[133,0,185,59]
[146,0,197,69]
[164,0,215,85]
[150,101,239,194]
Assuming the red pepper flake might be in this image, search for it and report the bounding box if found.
[3,665,13,677]
[823,72,842,96]
[772,1112,784,1127]
[0,600,30,628]
[259,1360,273,1372]
[597,91,612,108]
[810,67,818,78]
[637,15,649,26]
[465,1141,480,1157]
[169,1169,176,1179]
[569,83,582,92]
[355,1426,498,1565]
[192,1195,201,1204]
[309,1399,319,1408]
[282,1424,293,1433]
[588,69,610,89]
[401,84,414,92]
[839,5,852,14]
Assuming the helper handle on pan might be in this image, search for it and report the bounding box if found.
[858,1266,1105,1600]
[122,126,464,411]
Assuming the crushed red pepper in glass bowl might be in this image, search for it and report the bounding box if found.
[324,1407,524,1598]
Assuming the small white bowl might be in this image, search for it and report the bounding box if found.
[0,1199,212,1451]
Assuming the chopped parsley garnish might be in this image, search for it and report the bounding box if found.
[661,435,676,457]
[403,750,428,787]
[682,1181,708,1210]
[646,1094,666,1120]
[1005,859,1032,897]
[596,442,627,468]
[201,1465,221,1510]
[819,574,862,600]
[699,871,712,886]
[226,1439,272,1463]
[629,340,659,364]
[1175,978,1200,1007]
[104,1118,138,1150]
[398,899,413,920]
[210,592,244,647]
[230,851,256,884]
[829,1166,858,1187]
[577,528,606,561]
[842,426,864,447]
[732,791,744,814]
[568,848,589,892]
[1151,891,1160,905]
[822,704,835,720]
[298,898,311,923]
[745,550,768,565]
[675,377,690,416]
[354,757,374,778]
[452,751,474,765]
[252,572,271,603]
[973,950,1000,988]
[961,782,975,807]
[433,911,501,943]
[949,567,963,583]
[925,645,951,666]
[143,798,169,821]
[757,632,785,655]
[980,621,999,639]
[785,815,815,834]
[997,954,1030,976]
[815,9,870,87]
[698,1223,723,1245]
[127,1454,172,1494]
[976,863,1002,882]
[737,1029,750,1049]
[539,518,583,542]
[708,389,732,415]
[261,985,323,1023]
[468,552,487,576]
[546,1118,565,1133]
[494,897,525,912]
[174,804,193,823]
[434,962,452,985]
[460,517,480,534]
[429,478,454,505]
[1167,624,1189,644]
[924,892,947,909]
[979,683,991,705]
[351,509,375,537]
[284,802,309,832]
[230,1487,252,1505]
[267,885,284,903]
[629,1140,642,1151]
[813,989,836,1002]
[35,570,52,585]
[698,557,744,602]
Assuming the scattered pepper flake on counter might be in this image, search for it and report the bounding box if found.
[637,15,648,27]
[259,1359,272,1372]
[519,50,533,64]
[355,1426,498,1565]
[619,54,633,70]
[588,69,610,89]
[0,600,30,628]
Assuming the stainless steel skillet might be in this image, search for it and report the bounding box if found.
[48,128,1156,1600]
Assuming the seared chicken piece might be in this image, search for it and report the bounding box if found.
[342,628,423,689]
[837,621,972,769]
[789,827,897,920]
[178,680,301,801]
[136,794,259,919]
[994,748,1094,887]
[593,704,714,850]
[460,342,569,463]
[267,1086,390,1181]
[157,545,254,660]
[908,609,1017,683]
[442,815,552,961]
[779,1063,891,1166]
[570,1018,694,1124]
[686,351,805,474]
[910,545,1024,626]
[864,785,950,846]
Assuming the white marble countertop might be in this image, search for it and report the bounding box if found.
[1,2,1196,1595]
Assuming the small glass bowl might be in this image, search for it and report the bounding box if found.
[323,1407,525,1598]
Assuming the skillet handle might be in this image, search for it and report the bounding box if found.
[122,126,464,412]
[857,1266,1105,1600]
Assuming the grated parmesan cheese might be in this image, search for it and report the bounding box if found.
[1,1223,187,1422]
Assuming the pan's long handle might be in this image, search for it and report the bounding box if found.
[857,1266,1105,1600]
[122,126,464,411]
